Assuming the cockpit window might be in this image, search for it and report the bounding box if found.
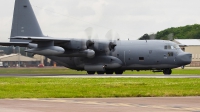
[164,46,167,49]
[164,44,180,50]
[171,46,175,49]
[174,45,180,49]
[164,45,173,49]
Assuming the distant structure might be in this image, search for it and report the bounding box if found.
[0,54,40,67]
[174,39,200,67]
[0,50,4,56]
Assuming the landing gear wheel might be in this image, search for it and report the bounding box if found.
[105,70,114,74]
[163,69,172,75]
[87,71,95,75]
[115,70,124,75]
[97,71,105,74]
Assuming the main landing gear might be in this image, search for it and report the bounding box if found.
[87,70,124,75]
[163,69,172,75]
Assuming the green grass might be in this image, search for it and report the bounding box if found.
[0,67,200,75]
[0,78,200,98]
[0,68,86,75]
[126,69,200,75]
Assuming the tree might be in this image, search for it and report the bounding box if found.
[139,34,150,40]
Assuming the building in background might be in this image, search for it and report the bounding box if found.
[0,54,40,67]
[0,50,4,56]
[33,55,52,66]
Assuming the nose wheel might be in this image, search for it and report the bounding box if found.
[163,69,172,75]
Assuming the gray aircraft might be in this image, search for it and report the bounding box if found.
[0,0,192,75]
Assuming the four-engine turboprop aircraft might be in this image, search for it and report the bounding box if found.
[0,0,192,75]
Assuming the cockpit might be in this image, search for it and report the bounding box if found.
[164,44,180,50]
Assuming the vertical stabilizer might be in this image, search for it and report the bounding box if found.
[10,0,44,42]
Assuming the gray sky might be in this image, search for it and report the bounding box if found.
[1,0,200,42]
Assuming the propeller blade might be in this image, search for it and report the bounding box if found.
[105,30,119,51]
[168,33,174,41]
[85,27,94,40]
[149,34,156,40]
[84,27,99,49]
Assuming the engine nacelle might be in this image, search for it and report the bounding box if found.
[63,39,86,50]
[63,49,95,58]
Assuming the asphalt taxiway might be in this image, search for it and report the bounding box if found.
[0,97,200,112]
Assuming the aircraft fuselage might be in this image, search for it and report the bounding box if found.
[47,40,191,72]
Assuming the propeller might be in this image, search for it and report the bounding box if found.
[149,34,156,40]
[105,30,119,51]
[84,27,97,49]
[167,33,174,41]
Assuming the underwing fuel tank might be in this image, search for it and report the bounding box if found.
[25,46,65,55]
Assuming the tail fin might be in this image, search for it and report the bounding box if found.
[10,0,44,42]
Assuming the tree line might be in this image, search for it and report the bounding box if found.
[139,24,200,40]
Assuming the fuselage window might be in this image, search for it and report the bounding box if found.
[168,52,173,57]
[139,57,144,61]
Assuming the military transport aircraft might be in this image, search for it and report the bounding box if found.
[0,0,192,75]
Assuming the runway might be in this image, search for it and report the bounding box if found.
[0,97,200,112]
[0,74,200,78]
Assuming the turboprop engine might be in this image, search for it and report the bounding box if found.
[26,43,95,58]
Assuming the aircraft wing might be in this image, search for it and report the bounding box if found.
[0,42,30,47]
[0,37,71,47]
[12,36,70,43]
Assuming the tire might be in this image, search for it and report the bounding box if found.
[163,69,172,75]
[105,70,114,74]
[87,71,95,75]
[115,70,124,75]
[97,71,105,74]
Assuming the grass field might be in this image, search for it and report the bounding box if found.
[0,68,200,98]
[0,78,200,98]
[0,67,200,75]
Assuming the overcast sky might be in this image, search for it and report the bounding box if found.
[1,0,200,42]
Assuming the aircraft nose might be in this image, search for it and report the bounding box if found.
[176,53,192,65]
